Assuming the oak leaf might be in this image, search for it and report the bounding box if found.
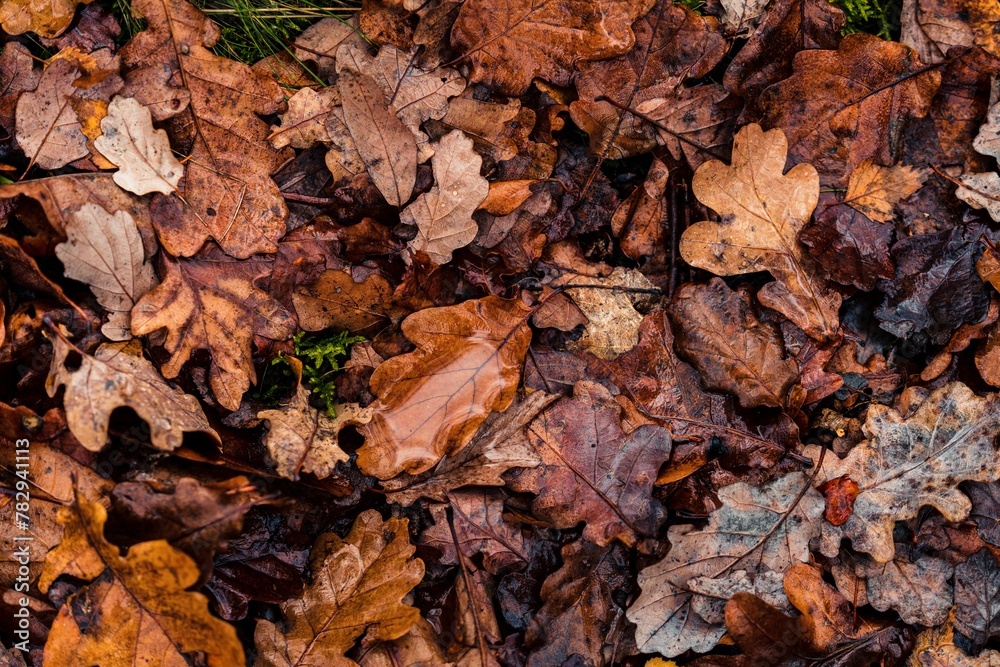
[39,493,245,667]
[254,510,424,667]
[954,548,1000,651]
[338,67,417,208]
[293,269,392,336]
[968,481,1000,547]
[810,382,1000,563]
[15,58,88,170]
[55,203,157,340]
[403,130,488,264]
[670,279,799,409]
[356,295,532,479]
[381,391,555,506]
[902,0,1000,63]
[94,95,183,196]
[958,98,1000,220]
[46,336,218,452]
[627,471,823,657]
[259,360,372,480]
[758,33,941,185]
[507,381,672,547]
[0,0,95,38]
[680,123,841,340]
[269,87,339,150]
[910,618,1000,666]
[841,159,927,223]
[0,43,41,141]
[130,250,297,411]
[120,0,288,258]
[450,0,656,95]
[356,618,453,667]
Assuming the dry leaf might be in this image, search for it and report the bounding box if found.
[94,95,183,196]
[269,87,340,150]
[0,42,41,141]
[910,617,1000,666]
[293,269,393,335]
[357,296,532,479]
[842,159,927,223]
[339,68,417,208]
[681,123,841,340]
[356,618,454,667]
[45,336,219,452]
[55,203,157,340]
[40,493,245,667]
[130,251,297,411]
[954,548,1000,651]
[451,0,656,95]
[507,380,672,546]
[810,382,1000,563]
[670,279,799,408]
[958,99,1000,220]
[404,130,488,264]
[15,58,88,170]
[628,471,823,657]
[254,510,424,667]
[259,361,372,480]
[382,391,554,505]
[121,0,288,258]
[0,0,95,38]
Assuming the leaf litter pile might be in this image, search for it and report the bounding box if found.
[1,0,1000,664]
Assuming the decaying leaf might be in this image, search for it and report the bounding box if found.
[46,335,219,452]
[958,99,1000,220]
[94,95,183,196]
[121,0,288,258]
[681,123,841,340]
[507,381,672,547]
[0,0,95,38]
[811,382,1000,563]
[55,203,156,340]
[357,296,532,479]
[404,130,488,264]
[450,0,656,95]
[130,251,297,411]
[269,87,340,150]
[40,493,245,667]
[670,279,799,409]
[259,361,372,480]
[293,269,392,335]
[628,471,823,657]
[15,58,89,170]
[954,548,1000,650]
[842,159,927,223]
[254,510,424,667]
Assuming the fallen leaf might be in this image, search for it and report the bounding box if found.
[339,68,417,208]
[382,391,555,506]
[130,250,297,411]
[269,87,340,150]
[758,33,941,185]
[0,43,41,143]
[356,295,532,479]
[0,0,95,38]
[612,158,669,259]
[404,130,488,264]
[842,159,927,222]
[94,95,183,196]
[954,548,1000,651]
[15,58,88,170]
[293,269,393,336]
[681,123,841,340]
[450,0,656,95]
[422,489,532,574]
[968,482,1000,547]
[121,0,288,258]
[254,510,424,667]
[39,492,245,667]
[958,99,1000,220]
[356,618,454,667]
[910,615,1000,666]
[46,336,219,452]
[259,362,372,480]
[55,203,157,340]
[627,471,823,657]
[670,279,799,409]
[810,382,1000,563]
[901,0,1000,63]
[508,381,671,547]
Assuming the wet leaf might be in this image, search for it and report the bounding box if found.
[40,493,245,667]
[357,296,532,479]
[0,0,95,37]
[254,510,424,667]
[15,58,89,170]
[954,548,1000,650]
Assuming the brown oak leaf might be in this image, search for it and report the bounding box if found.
[0,0,95,38]
[254,510,424,667]
[94,95,183,196]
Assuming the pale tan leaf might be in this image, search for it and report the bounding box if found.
[45,336,219,452]
[404,130,488,264]
[94,96,183,196]
[269,87,340,150]
[55,203,157,341]
[15,58,88,169]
